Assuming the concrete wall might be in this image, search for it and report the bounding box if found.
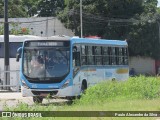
[129,56,156,75]
[0,17,75,37]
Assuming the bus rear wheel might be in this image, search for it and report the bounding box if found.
[33,96,43,103]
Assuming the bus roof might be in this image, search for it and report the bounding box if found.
[0,35,40,42]
[71,38,128,46]
[10,35,127,46]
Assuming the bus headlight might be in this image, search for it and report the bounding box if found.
[62,80,70,89]
[22,80,29,89]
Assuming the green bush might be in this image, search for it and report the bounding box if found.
[75,76,160,105]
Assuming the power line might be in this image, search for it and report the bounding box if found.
[69,9,139,23]
[0,17,55,24]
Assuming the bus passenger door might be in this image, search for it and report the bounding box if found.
[72,45,81,95]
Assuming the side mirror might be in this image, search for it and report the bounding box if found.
[16,53,20,62]
[73,52,80,66]
[16,47,22,62]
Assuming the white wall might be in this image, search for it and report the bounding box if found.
[129,56,155,75]
[0,17,75,37]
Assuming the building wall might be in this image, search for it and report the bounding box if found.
[0,17,75,37]
[129,56,156,75]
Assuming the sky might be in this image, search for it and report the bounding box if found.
[158,0,160,7]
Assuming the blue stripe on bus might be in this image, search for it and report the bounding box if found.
[71,38,127,46]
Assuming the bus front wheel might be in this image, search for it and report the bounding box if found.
[33,96,43,103]
[81,80,87,94]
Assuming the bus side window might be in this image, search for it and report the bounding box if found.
[87,46,94,65]
[108,47,112,65]
[123,48,128,65]
[81,45,86,55]
[81,45,87,65]
[0,43,4,58]
[118,48,123,65]
[102,46,109,65]
[111,47,116,65]
[94,46,102,65]
[115,47,119,65]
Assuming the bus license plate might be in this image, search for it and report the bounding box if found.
[40,93,48,97]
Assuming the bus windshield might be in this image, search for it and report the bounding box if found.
[23,47,70,83]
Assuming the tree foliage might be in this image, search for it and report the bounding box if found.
[58,0,145,35]
[58,0,160,59]
[0,0,27,18]
[0,0,64,17]
[22,0,39,17]
[0,0,159,58]
[36,0,64,17]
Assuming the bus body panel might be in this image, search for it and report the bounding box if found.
[72,66,129,96]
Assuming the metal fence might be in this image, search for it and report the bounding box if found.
[0,70,20,92]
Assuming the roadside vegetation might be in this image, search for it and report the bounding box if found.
[3,76,160,120]
[76,76,160,104]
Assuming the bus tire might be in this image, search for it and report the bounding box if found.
[112,78,116,81]
[33,96,43,103]
[66,96,75,101]
[81,80,87,94]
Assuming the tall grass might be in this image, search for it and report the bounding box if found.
[75,76,160,105]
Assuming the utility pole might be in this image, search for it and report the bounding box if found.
[80,0,83,38]
[157,21,160,43]
[54,17,56,35]
[45,17,48,37]
[4,0,10,90]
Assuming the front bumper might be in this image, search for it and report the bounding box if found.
[21,86,74,97]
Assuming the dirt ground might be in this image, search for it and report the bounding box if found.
[0,92,68,110]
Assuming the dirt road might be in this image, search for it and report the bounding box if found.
[0,92,68,110]
[0,92,32,110]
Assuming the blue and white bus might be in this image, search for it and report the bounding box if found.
[16,36,129,103]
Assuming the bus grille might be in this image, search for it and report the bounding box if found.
[31,91,58,96]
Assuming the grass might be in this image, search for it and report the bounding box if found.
[3,99,160,120]
[75,76,160,105]
[3,76,160,120]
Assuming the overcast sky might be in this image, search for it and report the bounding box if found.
[158,0,160,7]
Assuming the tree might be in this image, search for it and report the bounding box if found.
[127,0,160,58]
[22,0,39,17]
[0,0,27,18]
[58,0,145,37]
[37,0,64,17]
[58,0,160,59]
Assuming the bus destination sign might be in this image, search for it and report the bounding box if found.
[37,42,63,46]
[25,41,69,47]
